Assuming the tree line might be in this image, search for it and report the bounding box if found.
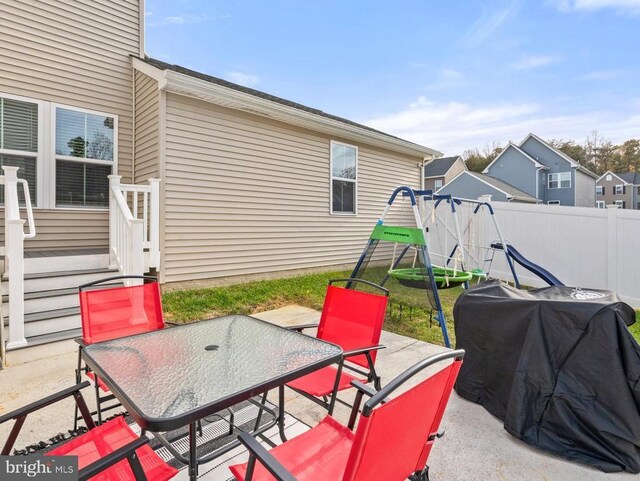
[462,132,640,176]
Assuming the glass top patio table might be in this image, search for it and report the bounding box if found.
[81,314,342,432]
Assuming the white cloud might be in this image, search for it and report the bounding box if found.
[552,0,640,14]
[424,69,466,90]
[579,70,624,80]
[226,72,260,87]
[512,54,561,70]
[147,13,226,27]
[462,0,521,46]
[362,97,640,155]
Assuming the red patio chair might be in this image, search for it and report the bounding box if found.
[1,381,178,481]
[76,276,166,425]
[285,278,389,414]
[229,349,465,481]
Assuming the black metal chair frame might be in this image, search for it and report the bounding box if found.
[238,350,466,481]
[74,275,163,428]
[285,278,389,415]
[0,381,154,481]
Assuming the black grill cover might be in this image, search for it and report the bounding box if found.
[454,280,640,473]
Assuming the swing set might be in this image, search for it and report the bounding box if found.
[348,187,515,347]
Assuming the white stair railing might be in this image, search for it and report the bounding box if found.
[108,176,161,280]
[1,166,36,362]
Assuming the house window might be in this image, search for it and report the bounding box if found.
[615,200,625,208]
[547,200,560,205]
[548,172,571,189]
[596,200,605,209]
[330,141,357,214]
[0,95,40,205]
[606,174,612,181]
[434,179,443,190]
[614,185,624,195]
[595,185,603,195]
[55,106,116,208]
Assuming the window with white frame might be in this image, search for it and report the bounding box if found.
[548,172,571,189]
[606,174,612,181]
[547,200,560,205]
[614,184,624,195]
[0,96,40,205]
[615,200,625,208]
[330,141,357,214]
[55,107,115,208]
[434,179,443,190]
[596,185,603,195]
[596,200,605,208]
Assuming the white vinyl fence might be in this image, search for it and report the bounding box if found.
[449,202,640,308]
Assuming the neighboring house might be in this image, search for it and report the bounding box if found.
[596,171,640,209]
[423,155,467,192]
[437,171,538,203]
[439,133,597,206]
[0,0,441,350]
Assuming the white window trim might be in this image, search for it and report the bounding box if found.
[596,200,605,208]
[606,174,612,181]
[0,92,45,208]
[51,103,118,210]
[329,140,358,215]
[547,172,571,190]
[595,185,603,195]
[547,200,560,205]
[614,184,624,195]
[434,179,443,190]
[615,200,624,208]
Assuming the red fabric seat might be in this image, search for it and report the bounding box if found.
[285,280,389,413]
[286,366,365,397]
[48,416,178,481]
[77,277,166,424]
[230,352,464,481]
[230,416,354,481]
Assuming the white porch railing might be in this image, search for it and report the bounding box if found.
[108,176,161,280]
[1,166,36,363]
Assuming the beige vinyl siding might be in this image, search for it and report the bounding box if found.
[162,94,421,284]
[0,0,140,250]
[134,72,160,182]
[446,158,467,183]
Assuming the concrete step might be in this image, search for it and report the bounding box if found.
[4,307,81,348]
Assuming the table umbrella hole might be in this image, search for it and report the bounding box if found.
[205,345,219,351]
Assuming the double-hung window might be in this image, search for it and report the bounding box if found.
[596,200,605,209]
[548,172,571,189]
[330,141,357,214]
[595,185,603,195]
[55,107,115,208]
[614,185,624,195]
[434,179,443,190]
[0,95,40,204]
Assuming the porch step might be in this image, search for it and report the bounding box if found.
[24,252,109,274]
[3,261,121,350]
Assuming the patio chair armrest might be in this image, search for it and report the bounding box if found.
[350,381,390,403]
[343,344,385,358]
[237,432,297,481]
[0,382,91,425]
[286,323,319,332]
[78,435,150,481]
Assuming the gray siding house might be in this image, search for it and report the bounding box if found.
[437,171,537,203]
[439,133,597,206]
[596,172,640,209]
[424,156,467,192]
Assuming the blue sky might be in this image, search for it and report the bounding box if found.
[145,0,640,155]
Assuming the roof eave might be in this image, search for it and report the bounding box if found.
[133,58,442,158]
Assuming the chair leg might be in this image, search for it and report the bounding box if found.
[73,349,83,431]
[197,419,203,437]
[94,377,102,425]
[327,362,344,416]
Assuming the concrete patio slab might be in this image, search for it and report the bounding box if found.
[0,305,636,480]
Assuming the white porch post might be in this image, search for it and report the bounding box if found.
[108,175,122,268]
[3,167,27,350]
[148,178,161,269]
[129,219,145,286]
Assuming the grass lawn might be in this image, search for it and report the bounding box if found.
[163,271,640,347]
